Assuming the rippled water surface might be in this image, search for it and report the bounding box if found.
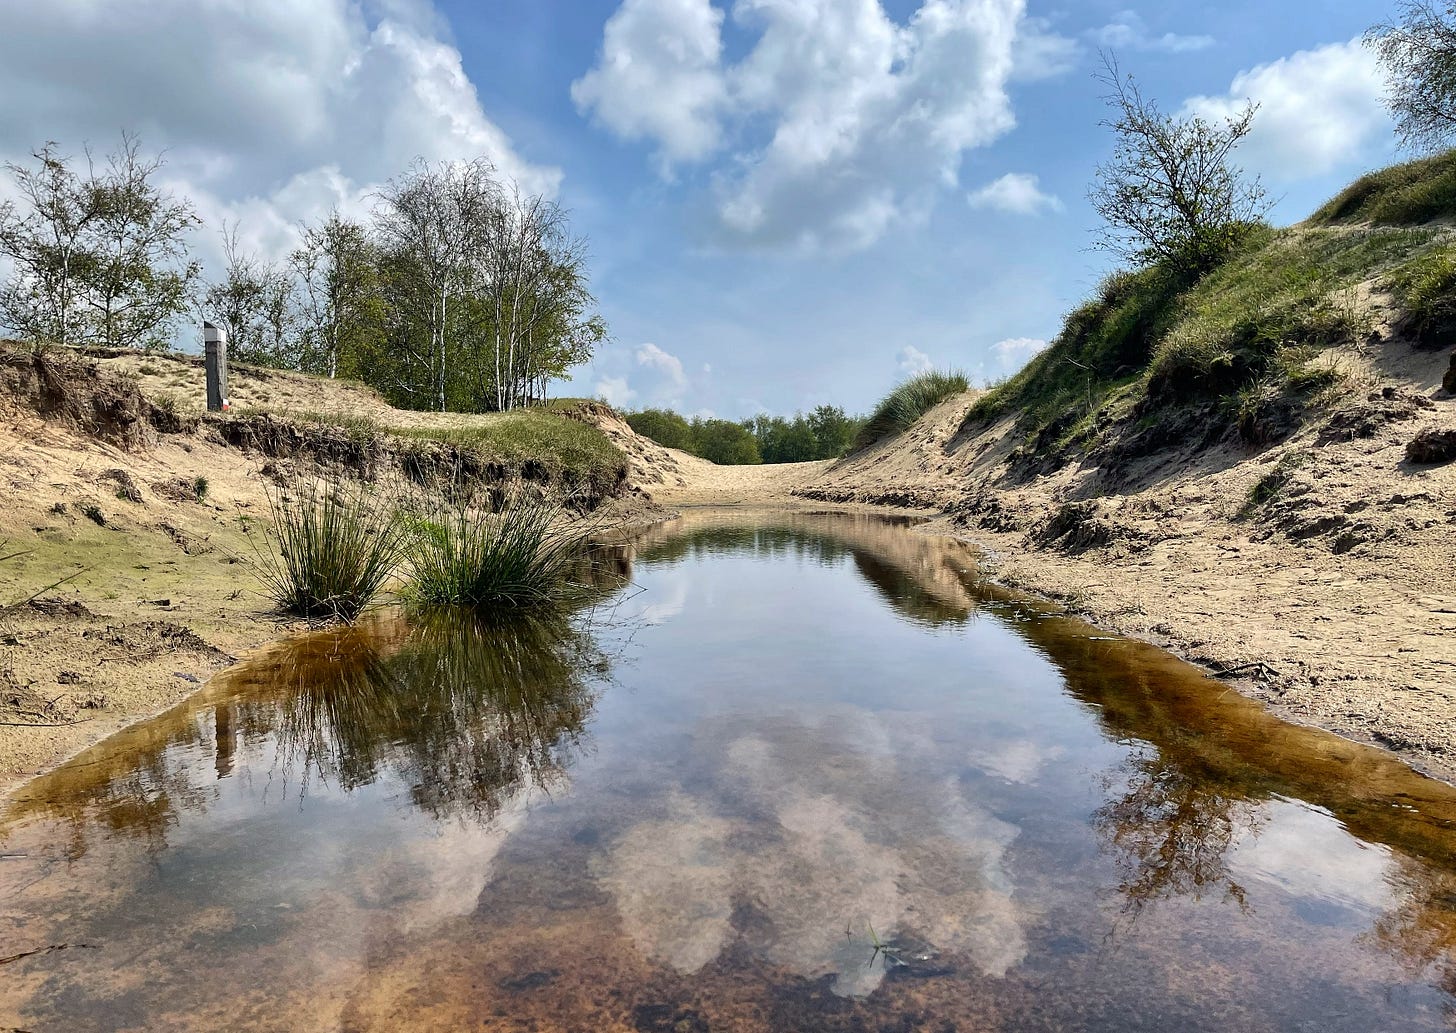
[7,511,1456,1031]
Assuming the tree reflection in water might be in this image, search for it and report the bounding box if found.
[2,604,618,848]
[1093,740,1263,917]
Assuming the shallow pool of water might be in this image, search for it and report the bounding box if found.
[6,511,1456,1031]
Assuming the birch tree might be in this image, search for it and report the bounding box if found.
[1367,1,1456,152]
[291,212,380,378]
[0,143,101,346]
[375,159,498,412]
[81,133,200,349]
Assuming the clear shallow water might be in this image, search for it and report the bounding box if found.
[6,512,1456,1030]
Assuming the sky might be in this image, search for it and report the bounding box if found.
[0,0,1404,418]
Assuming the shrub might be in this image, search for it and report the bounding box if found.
[853,370,970,452]
[193,476,209,501]
[624,408,696,451]
[254,479,406,621]
[690,418,761,465]
[404,490,590,610]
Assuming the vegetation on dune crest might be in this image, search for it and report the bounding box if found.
[959,28,1456,475]
[852,370,970,452]
[1307,150,1456,228]
[0,140,607,416]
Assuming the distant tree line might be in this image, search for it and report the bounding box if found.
[623,405,863,465]
[0,137,605,412]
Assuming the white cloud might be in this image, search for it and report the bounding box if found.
[575,0,1025,253]
[1090,10,1212,53]
[570,0,728,167]
[636,342,690,394]
[967,172,1062,215]
[1011,16,1079,82]
[595,375,637,408]
[898,344,935,375]
[1180,39,1390,182]
[0,1,558,276]
[992,337,1047,368]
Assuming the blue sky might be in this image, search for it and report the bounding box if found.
[0,0,1402,417]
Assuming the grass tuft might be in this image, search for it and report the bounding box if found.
[404,490,591,610]
[254,479,406,622]
[1385,243,1456,347]
[852,370,970,452]
[1307,148,1456,227]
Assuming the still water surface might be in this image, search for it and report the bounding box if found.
[6,512,1456,1031]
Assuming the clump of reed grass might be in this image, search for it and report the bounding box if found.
[852,370,970,452]
[404,489,591,610]
[254,479,406,621]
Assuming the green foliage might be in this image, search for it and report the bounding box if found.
[1385,242,1456,346]
[1366,3,1456,154]
[964,218,1430,464]
[852,370,970,452]
[192,476,209,502]
[690,417,762,465]
[0,136,198,349]
[254,479,407,621]
[624,408,696,451]
[1307,149,1456,226]
[1090,59,1270,273]
[404,491,589,610]
[627,404,861,465]
[392,409,626,492]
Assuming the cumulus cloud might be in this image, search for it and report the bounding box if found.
[1090,10,1213,53]
[992,337,1047,368]
[1180,39,1390,182]
[898,344,935,376]
[0,1,557,273]
[636,342,690,395]
[595,375,637,408]
[967,172,1062,214]
[570,0,728,167]
[575,0,1025,253]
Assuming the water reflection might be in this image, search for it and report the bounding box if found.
[3,606,612,847]
[8,512,1456,1030]
[630,511,983,627]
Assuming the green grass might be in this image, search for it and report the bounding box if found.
[392,411,623,482]
[1384,243,1456,347]
[852,370,970,452]
[1307,149,1456,227]
[404,491,591,610]
[257,407,627,498]
[253,479,407,621]
[963,220,1443,464]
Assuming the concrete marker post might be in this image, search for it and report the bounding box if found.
[204,322,229,412]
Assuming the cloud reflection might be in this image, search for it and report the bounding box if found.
[591,711,1028,995]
